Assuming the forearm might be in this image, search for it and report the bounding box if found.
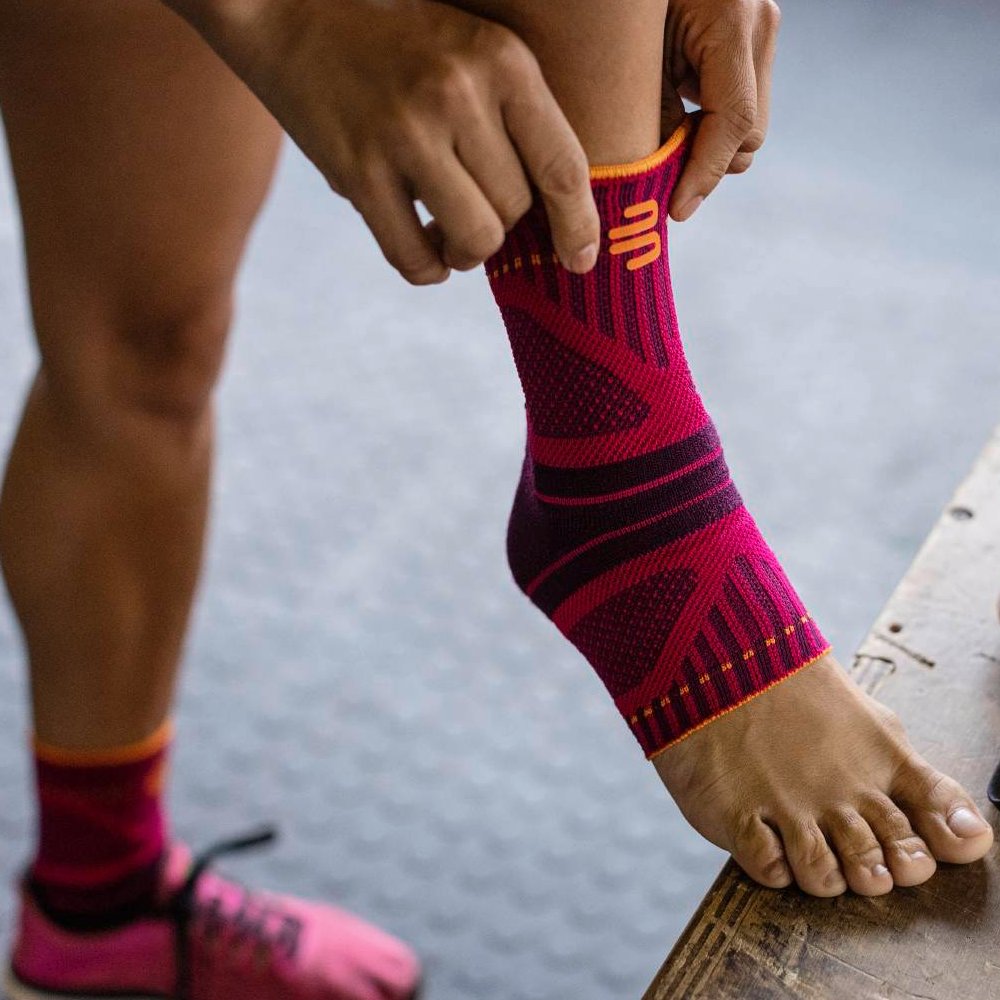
[155,0,599,283]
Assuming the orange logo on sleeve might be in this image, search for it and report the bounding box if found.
[608,199,661,271]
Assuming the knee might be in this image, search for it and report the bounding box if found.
[40,288,233,432]
[109,291,233,422]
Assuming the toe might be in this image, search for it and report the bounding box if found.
[782,820,848,897]
[824,808,893,896]
[728,814,793,889]
[861,794,937,887]
[892,763,994,865]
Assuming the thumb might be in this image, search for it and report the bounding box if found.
[669,40,756,221]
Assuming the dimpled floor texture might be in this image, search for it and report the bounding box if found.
[0,2,998,998]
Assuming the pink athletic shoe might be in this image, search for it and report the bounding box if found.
[5,829,422,1000]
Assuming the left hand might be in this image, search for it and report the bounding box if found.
[662,0,782,221]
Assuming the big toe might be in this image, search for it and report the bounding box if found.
[892,763,994,865]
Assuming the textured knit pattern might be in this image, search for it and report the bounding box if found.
[487,117,831,758]
[28,724,170,924]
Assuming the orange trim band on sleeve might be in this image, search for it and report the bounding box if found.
[589,116,693,182]
[32,718,174,767]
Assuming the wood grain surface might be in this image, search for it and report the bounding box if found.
[644,426,1000,1000]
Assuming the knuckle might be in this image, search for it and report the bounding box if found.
[842,843,880,866]
[400,262,449,286]
[922,768,960,805]
[349,157,385,202]
[740,128,766,153]
[868,797,911,837]
[727,815,782,871]
[389,113,432,166]
[384,246,442,284]
[728,810,760,849]
[728,153,754,175]
[745,836,783,869]
[728,95,758,136]
[436,63,481,118]
[412,58,481,120]
[761,0,782,28]
[827,806,863,834]
[498,189,534,229]
[538,150,590,199]
[451,221,505,268]
[801,828,833,867]
[481,21,534,75]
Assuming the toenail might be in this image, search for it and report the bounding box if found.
[823,870,845,889]
[910,849,928,860]
[872,864,890,878]
[947,807,990,838]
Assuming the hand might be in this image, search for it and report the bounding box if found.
[662,0,782,221]
[171,0,600,284]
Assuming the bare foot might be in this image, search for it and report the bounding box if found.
[653,654,994,896]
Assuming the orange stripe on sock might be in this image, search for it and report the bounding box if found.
[32,718,174,767]
[589,116,693,182]
[645,645,833,762]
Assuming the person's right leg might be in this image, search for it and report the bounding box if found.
[0,4,419,997]
[445,0,994,897]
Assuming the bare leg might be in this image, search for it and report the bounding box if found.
[0,0,282,749]
[451,0,679,165]
[443,0,994,896]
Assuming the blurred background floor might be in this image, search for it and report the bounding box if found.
[0,1,998,997]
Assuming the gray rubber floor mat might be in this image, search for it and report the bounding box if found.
[1,3,998,996]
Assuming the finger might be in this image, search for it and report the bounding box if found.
[355,170,450,286]
[423,218,446,257]
[670,34,757,221]
[411,150,506,271]
[498,50,600,273]
[743,0,781,154]
[454,112,534,233]
[728,151,754,174]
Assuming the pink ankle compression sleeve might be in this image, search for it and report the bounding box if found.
[487,118,831,758]
[29,723,170,924]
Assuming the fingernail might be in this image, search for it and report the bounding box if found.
[675,195,704,221]
[872,863,890,878]
[948,807,990,838]
[569,243,598,273]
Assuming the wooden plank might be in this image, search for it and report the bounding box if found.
[644,424,1000,1000]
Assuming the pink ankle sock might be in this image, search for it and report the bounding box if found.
[487,118,831,758]
[28,721,171,926]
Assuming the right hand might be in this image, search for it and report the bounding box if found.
[187,0,600,284]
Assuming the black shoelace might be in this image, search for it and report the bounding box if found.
[168,825,302,1000]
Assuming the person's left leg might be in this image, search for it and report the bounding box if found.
[443,0,994,897]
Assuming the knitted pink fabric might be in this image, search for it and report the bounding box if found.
[28,723,171,923]
[487,117,831,758]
